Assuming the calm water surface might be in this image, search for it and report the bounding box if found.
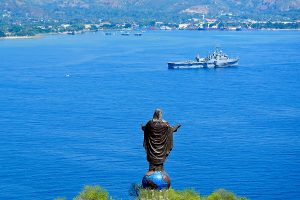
[0,31,299,200]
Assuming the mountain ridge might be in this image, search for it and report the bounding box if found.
[1,0,299,21]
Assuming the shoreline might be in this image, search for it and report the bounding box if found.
[0,35,43,40]
[0,28,299,40]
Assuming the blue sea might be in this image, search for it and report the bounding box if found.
[0,30,299,200]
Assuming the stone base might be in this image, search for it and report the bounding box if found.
[142,170,171,190]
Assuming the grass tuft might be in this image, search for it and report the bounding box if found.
[205,189,247,200]
[137,188,201,200]
[74,185,109,200]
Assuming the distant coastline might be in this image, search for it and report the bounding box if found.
[0,36,39,40]
[0,28,299,40]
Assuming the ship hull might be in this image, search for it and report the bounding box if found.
[168,59,238,69]
[215,59,239,67]
[168,62,205,69]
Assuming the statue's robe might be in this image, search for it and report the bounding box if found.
[143,120,174,166]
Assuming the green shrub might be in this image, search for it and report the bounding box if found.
[137,188,201,200]
[205,189,247,200]
[74,185,109,200]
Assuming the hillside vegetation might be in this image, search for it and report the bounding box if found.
[55,185,248,200]
[1,0,299,21]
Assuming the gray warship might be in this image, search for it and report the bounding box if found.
[168,48,239,69]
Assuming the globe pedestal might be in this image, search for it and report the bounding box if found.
[142,170,171,190]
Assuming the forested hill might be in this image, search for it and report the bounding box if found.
[1,0,299,22]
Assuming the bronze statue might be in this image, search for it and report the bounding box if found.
[142,109,181,171]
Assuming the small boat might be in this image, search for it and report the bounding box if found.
[168,48,239,69]
[134,32,142,36]
[121,31,130,36]
[105,32,112,35]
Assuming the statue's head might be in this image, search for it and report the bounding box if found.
[153,108,163,121]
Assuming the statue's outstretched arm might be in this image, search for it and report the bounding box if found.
[171,124,181,133]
